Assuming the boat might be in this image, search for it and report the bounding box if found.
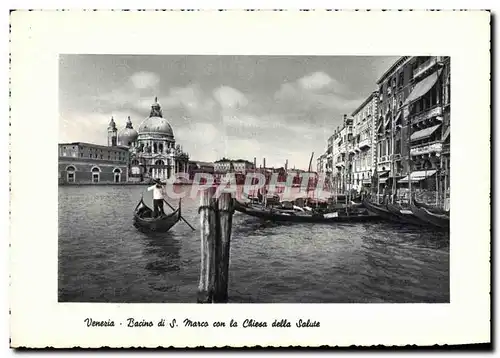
[413,195,450,216]
[234,200,379,224]
[410,203,449,230]
[133,197,182,232]
[362,198,404,223]
[385,202,428,227]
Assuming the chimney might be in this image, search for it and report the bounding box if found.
[263,158,266,169]
[285,159,288,171]
[253,157,257,168]
[343,114,347,125]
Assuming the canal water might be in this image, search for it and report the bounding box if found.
[58,185,449,303]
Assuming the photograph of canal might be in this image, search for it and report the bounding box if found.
[58,54,450,303]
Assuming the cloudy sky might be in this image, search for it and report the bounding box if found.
[59,55,398,169]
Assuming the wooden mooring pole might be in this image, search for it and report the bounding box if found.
[197,188,234,303]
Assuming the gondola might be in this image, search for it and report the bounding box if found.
[413,196,450,216]
[385,202,428,227]
[410,203,450,231]
[234,200,379,224]
[362,198,404,223]
[133,197,182,233]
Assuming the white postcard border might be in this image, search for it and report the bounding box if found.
[9,10,490,347]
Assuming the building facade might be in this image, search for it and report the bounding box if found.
[214,158,255,174]
[58,142,129,184]
[316,153,327,173]
[375,56,416,191]
[404,56,451,197]
[321,55,450,201]
[114,98,190,182]
[350,92,378,190]
[331,115,353,192]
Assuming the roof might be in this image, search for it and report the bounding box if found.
[351,91,377,116]
[410,124,441,141]
[404,71,439,105]
[398,170,437,183]
[59,142,129,151]
[190,161,214,167]
[376,56,412,85]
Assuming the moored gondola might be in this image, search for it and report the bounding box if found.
[362,198,404,223]
[234,200,379,224]
[385,202,428,227]
[410,203,450,231]
[133,197,182,233]
[413,196,450,216]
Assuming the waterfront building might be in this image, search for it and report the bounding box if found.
[326,134,334,176]
[374,56,450,202]
[213,158,255,174]
[350,92,378,190]
[316,153,328,173]
[400,56,451,200]
[58,142,129,184]
[375,56,415,192]
[118,98,190,182]
[332,115,353,192]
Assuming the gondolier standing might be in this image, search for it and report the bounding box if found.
[147,178,166,218]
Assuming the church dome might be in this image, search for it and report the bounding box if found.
[117,116,139,146]
[137,98,174,139]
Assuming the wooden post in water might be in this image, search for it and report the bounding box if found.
[198,188,234,303]
[197,187,217,303]
[213,192,234,303]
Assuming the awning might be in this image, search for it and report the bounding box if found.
[377,170,390,178]
[398,170,437,183]
[404,71,440,105]
[379,178,388,184]
[410,124,441,142]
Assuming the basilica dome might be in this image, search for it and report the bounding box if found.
[117,116,139,146]
[137,98,174,139]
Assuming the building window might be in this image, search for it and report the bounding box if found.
[113,168,122,183]
[91,166,100,183]
[66,165,76,183]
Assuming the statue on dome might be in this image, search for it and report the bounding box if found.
[149,97,163,118]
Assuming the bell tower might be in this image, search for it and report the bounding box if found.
[108,116,117,146]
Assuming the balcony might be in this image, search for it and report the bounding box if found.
[410,141,443,156]
[335,160,345,168]
[413,57,438,79]
[348,144,356,154]
[378,155,390,163]
[358,138,371,149]
[410,105,443,125]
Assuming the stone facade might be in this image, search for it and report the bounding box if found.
[58,143,129,184]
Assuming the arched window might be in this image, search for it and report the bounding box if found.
[66,165,76,183]
[159,143,164,153]
[131,159,139,165]
[155,160,165,166]
[113,168,122,183]
[91,166,100,183]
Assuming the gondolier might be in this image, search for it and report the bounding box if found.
[147,178,166,218]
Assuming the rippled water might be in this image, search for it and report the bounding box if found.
[58,185,449,303]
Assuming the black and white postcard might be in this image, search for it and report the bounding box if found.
[9,10,490,348]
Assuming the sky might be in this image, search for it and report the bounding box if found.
[59,55,398,169]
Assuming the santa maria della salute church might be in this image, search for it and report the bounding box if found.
[59,98,191,184]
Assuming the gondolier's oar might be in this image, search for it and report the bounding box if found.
[163,199,195,231]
